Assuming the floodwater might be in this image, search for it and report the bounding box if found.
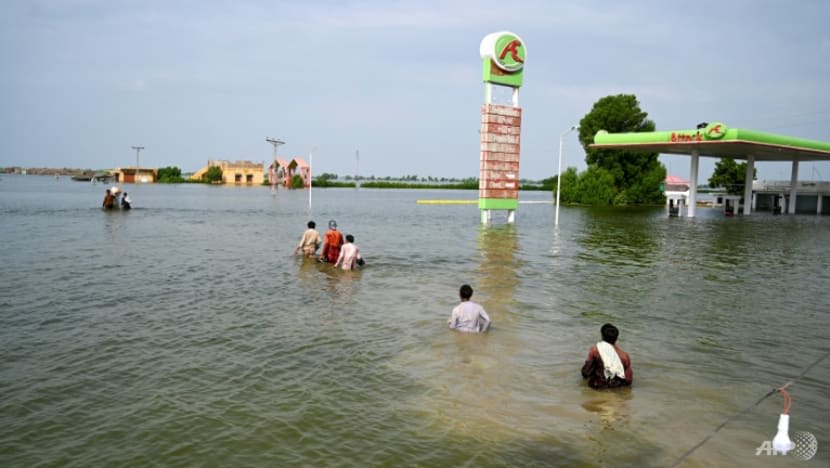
[1,175,828,467]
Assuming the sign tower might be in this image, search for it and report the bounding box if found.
[478,31,526,224]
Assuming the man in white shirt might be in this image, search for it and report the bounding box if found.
[448,284,491,333]
[334,234,363,270]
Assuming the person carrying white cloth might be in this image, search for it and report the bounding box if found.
[581,323,632,389]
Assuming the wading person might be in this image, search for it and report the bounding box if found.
[294,221,321,257]
[102,189,115,209]
[448,284,491,333]
[121,192,132,210]
[334,234,363,271]
[320,219,344,263]
[581,323,633,389]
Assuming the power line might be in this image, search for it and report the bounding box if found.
[671,350,830,467]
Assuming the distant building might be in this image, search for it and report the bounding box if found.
[269,158,291,187]
[111,167,158,183]
[664,174,690,216]
[289,157,310,188]
[753,180,830,215]
[268,157,310,188]
[191,160,266,185]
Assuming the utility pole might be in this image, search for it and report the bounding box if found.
[266,137,285,187]
[131,146,144,182]
[355,149,360,189]
[309,146,317,215]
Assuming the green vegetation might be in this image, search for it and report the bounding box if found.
[291,174,305,189]
[157,166,185,183]
[316,172,339,181]
[708,158,756,194]
[361,177,479,190]
[312,177,354,188]
[204,166,223,183]
[555,94,666,205]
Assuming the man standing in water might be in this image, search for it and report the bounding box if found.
[294,221,321,257]
[320,219,344,263]
[581,323,633,389]
[334,234,363,270]
[448,284,491,333]
[102,189,115,209]
[121,192,132,210]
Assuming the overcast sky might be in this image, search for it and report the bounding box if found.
[2,0,829,181]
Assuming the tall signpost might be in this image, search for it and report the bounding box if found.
[478,31,526,225]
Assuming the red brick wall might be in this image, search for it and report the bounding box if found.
[479,104,521,200]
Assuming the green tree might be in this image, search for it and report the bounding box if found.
[204,166,223,183]
[708,158,755,194]
[317,172,338,181]
[556,167,581,203]
[158,166,184,183]
[575,166,617,205]
[291,174,305,188]
[578,94,665,204]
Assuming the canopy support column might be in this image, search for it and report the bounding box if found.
[688,151,699,218]
[743,155,755,215]
[788,160,799,214]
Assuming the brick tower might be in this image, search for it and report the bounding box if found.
[478,31,527,224]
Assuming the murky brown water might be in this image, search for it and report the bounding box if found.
[1,175,828,466]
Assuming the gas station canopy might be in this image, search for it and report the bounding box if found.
[590,123,830,161]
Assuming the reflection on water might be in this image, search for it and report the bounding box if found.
[476,225,520,322]
[580,386,633,428]
[575,206,661,268]
[1,176,829,467]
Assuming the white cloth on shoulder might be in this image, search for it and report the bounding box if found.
[596,341,625,380]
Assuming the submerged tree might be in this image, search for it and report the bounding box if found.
[204,166,223,183]
[157,166,184,183]
[709,158,756,194]
[577,94,665,204]
[291,174,305,189]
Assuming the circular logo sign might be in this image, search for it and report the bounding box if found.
[791,431,818,461]
[480,31,526,72]
[704,122,727,140]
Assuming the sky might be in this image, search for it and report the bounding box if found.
[2,0,830,181]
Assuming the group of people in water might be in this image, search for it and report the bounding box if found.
[296,220,632,391]
[446,283,632,390]
[101,187,131,210]
[294,219,364,271]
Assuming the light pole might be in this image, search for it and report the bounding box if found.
[555,126,576,227]
[309,146,317,215]
[131,146,144,183]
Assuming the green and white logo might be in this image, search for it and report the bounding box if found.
[493,34,525,72]
[480,31,527,87]
[704,122,727,140]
